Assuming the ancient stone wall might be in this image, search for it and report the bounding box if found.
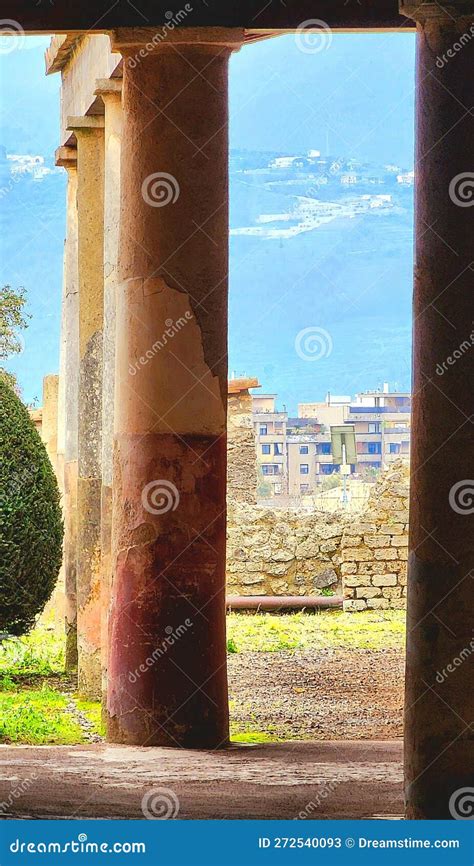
[227,502,344,596]
[341,462,409,611]
[227,390,258,505]
[226,460,410,610]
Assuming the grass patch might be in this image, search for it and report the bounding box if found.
[0,625,65,679]
[0,684,83,745]
[226,610,406,653]
[230,726,284,744]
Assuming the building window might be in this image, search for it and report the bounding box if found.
[274,483,282,494]
[262,464,280,476]
[300,464,309,475]
[368,442,382,455]
[299,445,309,454]
[274,443,283,455]
[368,422,381,433]
[261,444,270,455]
[259,424,267,435]
[318,442,331,455]
[389,443,401,454]
[320,464,338,475]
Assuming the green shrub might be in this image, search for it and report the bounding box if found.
[0,380,63,636]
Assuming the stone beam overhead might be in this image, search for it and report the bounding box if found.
[0,2,410,31]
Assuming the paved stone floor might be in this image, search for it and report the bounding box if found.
[0,741,403,819]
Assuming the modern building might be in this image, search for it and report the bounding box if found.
[256,385,411,498]
[252,393,288,495]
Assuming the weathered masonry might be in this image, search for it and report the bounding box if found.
[6,0,473,820]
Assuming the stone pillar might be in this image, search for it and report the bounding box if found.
[400,2,474,819]
[94,79,123,704]
[227,379,259,504]
[41,375,59,472]
[106,29,243,747]
[67,116,105,699]
[55,146,79,669]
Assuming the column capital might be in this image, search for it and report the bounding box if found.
[55,145,77,169]
[399,1,474,21]
[110,26,245,55]
[94,78,123,98]
[67,116,105,133]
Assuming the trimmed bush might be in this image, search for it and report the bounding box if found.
[0,380,63,635]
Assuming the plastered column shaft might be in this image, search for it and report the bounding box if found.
[71,119,105,700]
[404,13,474,819]
[107,35,239,747]
[97,84,122,704]
[57,154,79,669]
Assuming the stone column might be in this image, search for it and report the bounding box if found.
[55,146,79,669]
[227,379,259,504]
[67,116,105,700]
[400,2,474,820]
[41,375,59,471]
[106,29,243,747]
[94,79,123,704]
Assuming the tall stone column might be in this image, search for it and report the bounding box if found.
[67,116,105,699]
[400,2,474,819]
[94,79,123,704]
[106,29,243,747]
[55,146,79,669]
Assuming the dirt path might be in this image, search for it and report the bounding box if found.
[228,647,404,740]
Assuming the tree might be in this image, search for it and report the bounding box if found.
[0,285,30,390]
[0,379,63,636]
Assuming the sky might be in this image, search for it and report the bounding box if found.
[0,32,416,411]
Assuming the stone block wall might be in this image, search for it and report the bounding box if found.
[227,502,344,596]
[226,461,410,610]
[342,461,409,611]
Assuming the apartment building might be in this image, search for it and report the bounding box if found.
[254,385,411,498]
[252,393,288,495]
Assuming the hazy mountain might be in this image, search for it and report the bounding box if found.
[1,33,415,411]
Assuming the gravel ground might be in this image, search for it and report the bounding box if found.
[228,647,404,740]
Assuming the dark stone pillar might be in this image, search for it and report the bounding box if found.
[106,29,243,747]
[400,2,474,819]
